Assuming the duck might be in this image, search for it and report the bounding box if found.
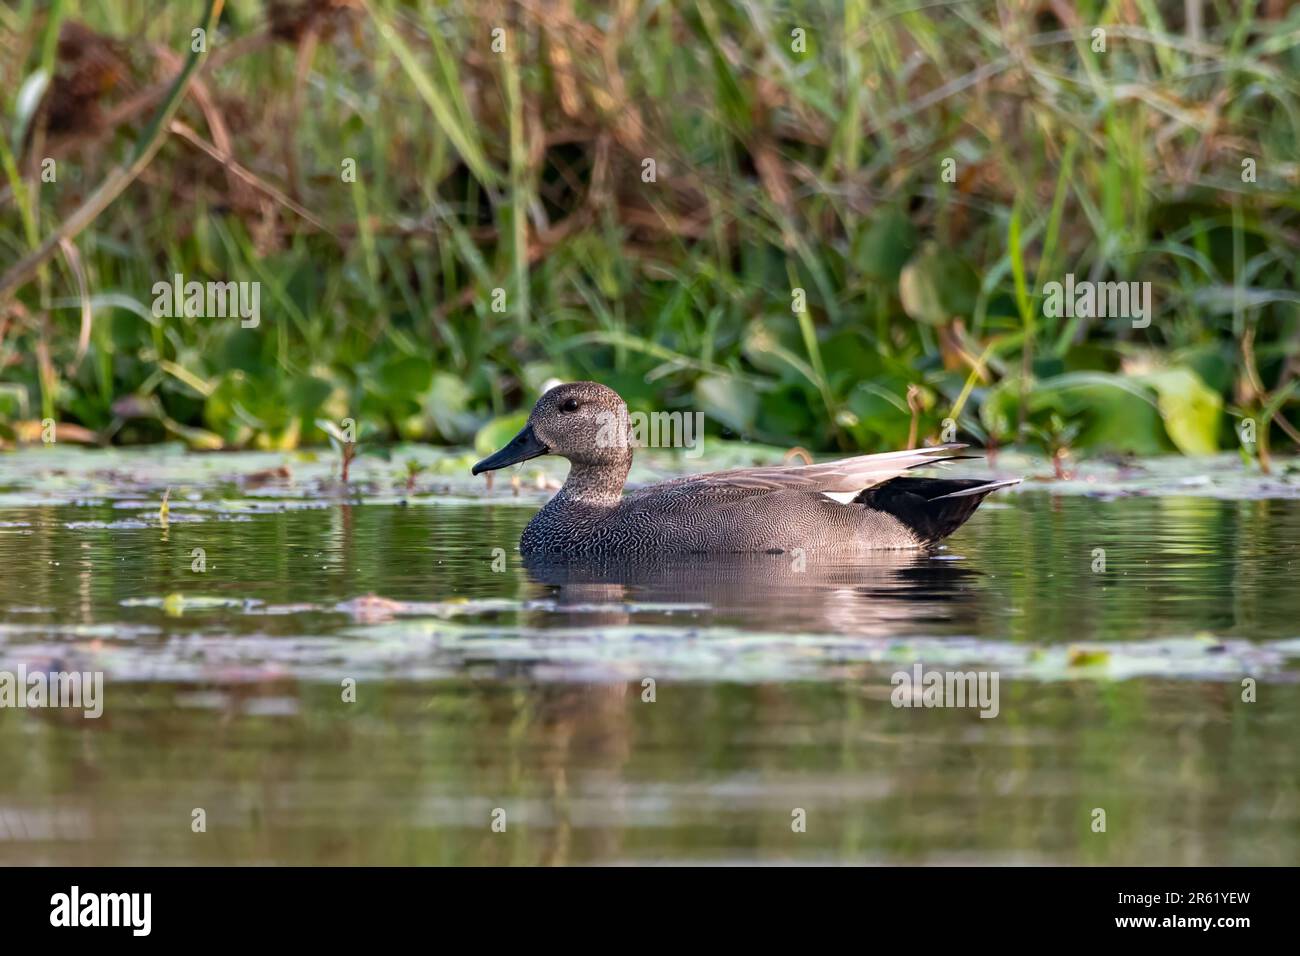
[472,382,1019,558]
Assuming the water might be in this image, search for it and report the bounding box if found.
[0,447,1297,864]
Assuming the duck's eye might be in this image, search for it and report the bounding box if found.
[560,398,580,413]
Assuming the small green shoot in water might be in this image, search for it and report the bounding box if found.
[315,419,390,484]
[1027,415,1080,481]
[404,458,427,493]
[316,420,358,483]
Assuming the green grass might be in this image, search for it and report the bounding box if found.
[1,0,1298,462]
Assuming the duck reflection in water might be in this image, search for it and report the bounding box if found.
[498,549,984,863]
[520,548,983,636]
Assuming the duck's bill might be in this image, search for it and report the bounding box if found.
[471,424,549,475]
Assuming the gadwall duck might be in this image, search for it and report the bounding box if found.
[473,382,1019,558]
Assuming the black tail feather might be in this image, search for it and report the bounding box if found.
[856,476,1018,545]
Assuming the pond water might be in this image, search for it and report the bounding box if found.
[0,447,1297,864]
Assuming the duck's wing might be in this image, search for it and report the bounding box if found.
[637,444,973,498]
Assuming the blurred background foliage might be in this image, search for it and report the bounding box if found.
[1,0,1299,462]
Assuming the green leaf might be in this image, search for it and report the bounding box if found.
[421,372,478,442]
[855,208,917,283]
[1135,367,1222,455]
[315,418,349,445]
[694,375,759,436]
[10,70,50,156]
[742,317,814,381]
[374,355,434,399]
[474,413,529,456]
[981,372,1169,454]
[162,419,224,451]
[899,242,980,326]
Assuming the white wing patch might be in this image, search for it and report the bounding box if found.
[820,491,860,504]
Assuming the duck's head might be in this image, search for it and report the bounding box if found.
[472,382,631,476]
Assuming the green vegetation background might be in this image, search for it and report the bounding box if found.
[1,0,1298,462]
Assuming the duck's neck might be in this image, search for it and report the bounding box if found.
[521,456,631,556]
[554,457,631,508]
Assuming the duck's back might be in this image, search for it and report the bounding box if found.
[623,484,922,553]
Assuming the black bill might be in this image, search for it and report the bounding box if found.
[471,423,549,475]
